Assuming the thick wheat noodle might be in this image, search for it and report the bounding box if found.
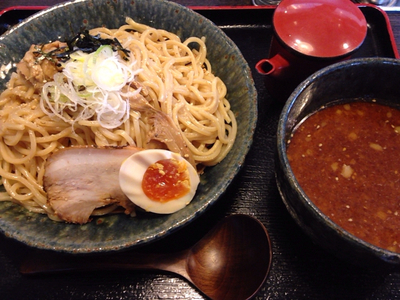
[0,17,237,219]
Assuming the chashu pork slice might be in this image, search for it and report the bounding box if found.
[44,146,141,224]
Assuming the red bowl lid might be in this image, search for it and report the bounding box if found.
[273,0,367,58]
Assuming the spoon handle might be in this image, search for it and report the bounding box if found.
[20,249,190,281]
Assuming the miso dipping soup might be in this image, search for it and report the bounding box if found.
[287,101,400,253]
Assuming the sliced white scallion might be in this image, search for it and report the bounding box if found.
[40,45,142,129]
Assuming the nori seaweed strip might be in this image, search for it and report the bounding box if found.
[57,29,130,61]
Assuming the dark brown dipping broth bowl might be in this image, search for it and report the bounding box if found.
[276,57,400,268]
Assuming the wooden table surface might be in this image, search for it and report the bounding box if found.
[1,1,400,300]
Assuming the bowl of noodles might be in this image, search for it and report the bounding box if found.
[0,0,257,253]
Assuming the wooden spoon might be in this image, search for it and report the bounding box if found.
[20,214,272,300]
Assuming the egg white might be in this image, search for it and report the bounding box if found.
[119,149,200,214]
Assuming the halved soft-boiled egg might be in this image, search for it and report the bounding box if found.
[119,149,200,214]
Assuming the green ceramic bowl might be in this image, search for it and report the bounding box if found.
[0,0,257,253]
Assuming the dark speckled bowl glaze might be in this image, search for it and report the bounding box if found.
[0,0,257,253]
[276,57,400,267]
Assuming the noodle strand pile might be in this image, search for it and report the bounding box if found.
[0,17,237,220]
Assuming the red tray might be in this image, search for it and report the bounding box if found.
[1,5,400,300]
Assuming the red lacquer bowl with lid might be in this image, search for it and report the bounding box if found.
[256,0,367,102]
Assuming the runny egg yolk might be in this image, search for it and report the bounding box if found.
[119,149,200,214]
[142,158,190,202]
